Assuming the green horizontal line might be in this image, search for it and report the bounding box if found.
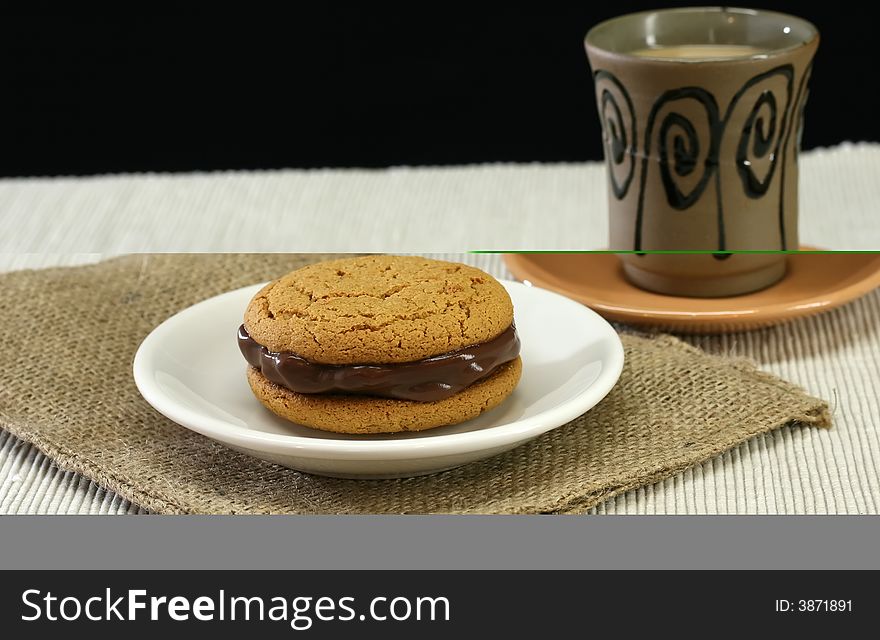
[470,250,880,255]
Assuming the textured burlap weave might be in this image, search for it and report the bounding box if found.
[0,254,830,514]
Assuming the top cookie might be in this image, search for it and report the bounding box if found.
[243,255,514,364]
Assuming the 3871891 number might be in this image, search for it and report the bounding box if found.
[798,600,852,612]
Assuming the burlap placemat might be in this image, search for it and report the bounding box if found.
[0,254,830,514]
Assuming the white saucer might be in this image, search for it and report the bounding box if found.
[133,280,624,479]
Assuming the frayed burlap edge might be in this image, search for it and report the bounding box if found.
[1,420,191,514]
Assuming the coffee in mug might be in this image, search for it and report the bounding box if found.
[630,44,766,59]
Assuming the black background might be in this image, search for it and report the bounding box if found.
[2,4,873,176]
[0,570,871,637]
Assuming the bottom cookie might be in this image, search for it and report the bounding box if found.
[246,357,523,434]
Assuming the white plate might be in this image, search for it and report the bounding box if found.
[133,280,624,479]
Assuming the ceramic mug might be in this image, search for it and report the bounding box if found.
[585,7,819,297]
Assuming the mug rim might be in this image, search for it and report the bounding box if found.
[584,6,819,63]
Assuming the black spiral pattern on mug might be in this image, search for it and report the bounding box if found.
[730,68,793,203]
[776,62,812,249]
[597,65,799,254]
[726,66,794,250]
[736,91,779,196]
[655,96,720,209]
[594,70,636,199]
[635,87,720,252]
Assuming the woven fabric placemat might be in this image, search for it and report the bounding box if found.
[0,254,830,514]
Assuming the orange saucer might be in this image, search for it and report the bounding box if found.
[503,252,880,333]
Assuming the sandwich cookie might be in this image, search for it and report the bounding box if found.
[238,255,522,434]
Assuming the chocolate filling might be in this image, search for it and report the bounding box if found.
[238,323,520,402]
